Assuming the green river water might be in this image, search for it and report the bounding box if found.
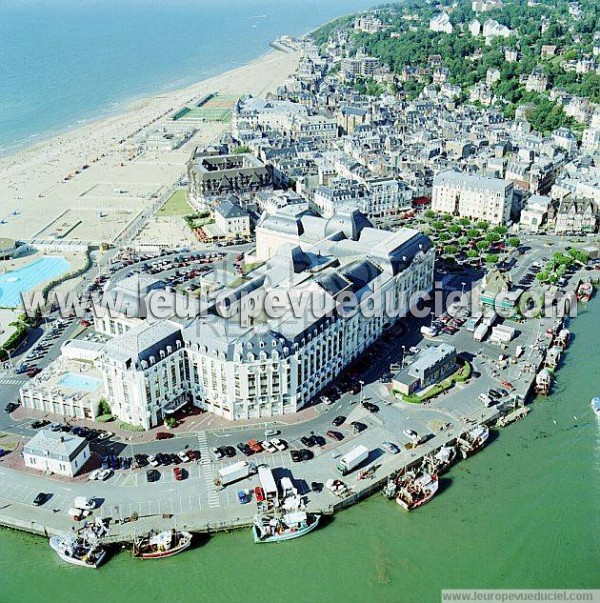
[1,303,598,603]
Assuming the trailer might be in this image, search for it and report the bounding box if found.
[218,461,257,486]
[473,323,489,342]
[257,465,278,503]
[336,445,369,476]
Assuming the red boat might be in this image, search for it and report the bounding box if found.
[132,530,192,559]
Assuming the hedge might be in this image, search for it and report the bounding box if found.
[41,247,93,302]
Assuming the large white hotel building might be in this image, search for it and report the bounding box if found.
[23,209,434,430]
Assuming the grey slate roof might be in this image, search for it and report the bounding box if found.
[24,430,88,462]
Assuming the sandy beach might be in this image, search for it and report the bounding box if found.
[0,49,300,243]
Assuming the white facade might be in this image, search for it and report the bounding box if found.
[23,430,90,478]
[429,13,453,33]
[432,171,513,224]
[100,321,188,430]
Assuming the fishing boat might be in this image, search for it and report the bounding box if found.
[577,281,593,302]
[591,397,600,418]
[49,536,106,569]
[132,529,193,559]
[423,445,459,475]
[535,368,552,395]
[395,471,439,511]
[253,511,320,543]
[456,425,490,458]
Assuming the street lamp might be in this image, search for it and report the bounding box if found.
[401,345,406,369]
[359,380,364,404]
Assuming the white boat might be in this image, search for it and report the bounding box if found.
[457,425,490,458]
[253,511,320,543]
[591,397,600,418]
[49,536,106,568]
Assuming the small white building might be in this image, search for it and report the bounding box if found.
[214,196,251,238]
[23,430,90,477]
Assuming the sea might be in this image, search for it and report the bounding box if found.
[0,0,381,156]
[0,2,599,600]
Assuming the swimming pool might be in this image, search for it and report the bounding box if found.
[58,373,103,392]
[0,256,71,308]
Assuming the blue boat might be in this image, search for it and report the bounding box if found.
[252,511,320,543]
[591,397,600,418]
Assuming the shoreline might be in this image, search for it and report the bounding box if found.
[0,47,277,164]
[0,47,301,242]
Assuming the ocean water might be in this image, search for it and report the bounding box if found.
[0,0,380,156]
[1,301,598,601]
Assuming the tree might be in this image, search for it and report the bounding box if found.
[424,209,435,219]
[449,224,462,234]
[485,232,501,243]
[467,228,480,238]
[476,221,490,231]
[458,217,471,227]
[439,232,451,241]
[485,253,499,264]
[441,214,453,222]
[492,225,508,235]
[98,398,112,417]
[536,271,550,283]
[445,244,458,256]
[458,236,469,247]
[476,241,488,251]
[466,249,479,258]
[508,236,520,247]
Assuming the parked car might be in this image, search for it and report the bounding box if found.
[31,420,50,429]
[326,430,344,441]
[270,438,287,451]
[312,435,326,447]
[403,429,419,441]
[351,421,367,434]
[300,448,314,461]
[332,416,346,427]
[173,467,184,481]
[223,446,236,458]
[4,402,18,413]
[177,451,190,463]
[211,447,223,460]
[237,443,252,456]
[146,469,159,483]
[382,442,400,454]
[237,490,251,504]
[247,439,263,453]
[311,481,322,493]
[33,492,49,506]
[148,455,160,467]
[362,402,379,413]
[300,436,314,447]
[261,440,277,453]
[156,432,174,440]
[254,486,265,502]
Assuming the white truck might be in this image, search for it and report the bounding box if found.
[218,461,257,487]
[473,323,489,342]
[336,445,369,476]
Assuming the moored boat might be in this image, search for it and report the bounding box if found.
[424,445,459,475]
[591,397,600,418]
[132,529,192,559]
[253,511,320,543]
[457,425,489,458]
[49,536,106,569]
[395,471,439,511]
